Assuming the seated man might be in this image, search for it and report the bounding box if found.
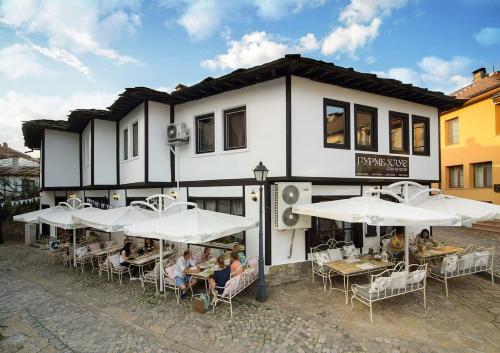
[173,249,199,299]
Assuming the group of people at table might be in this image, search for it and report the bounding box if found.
[387,227,438,260]
[118,237,246,299]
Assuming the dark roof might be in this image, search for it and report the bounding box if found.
[22,54,464,149]
[0,143,36,160]
[451,71,500,100]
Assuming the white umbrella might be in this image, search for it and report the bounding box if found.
[293,196,462,268]
[124,206,258,243]
[410,194,500,226]
[13,205,65,223]
[292,196,461,226]
[71,205,158,232]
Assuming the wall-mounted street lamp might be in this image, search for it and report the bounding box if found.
[250,189,258,202]
[253,161,268,302]
[168,190,177,199]
[112,192,120,201]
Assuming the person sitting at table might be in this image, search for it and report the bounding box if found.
[208,256,231,296]
[229,251,243,276]
[173,249,199,300]
[389,227,405,261]
[232,243,246,265]
[120,242,139,280]
[200,246,213,262]
[144,239,155,253]
[418,229,437,247]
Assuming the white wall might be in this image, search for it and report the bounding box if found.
[44,129,79,187]
[291,76,440,181]
[119,103,145,184]
[148,101,171,182]
[94,119,117,185]
[174,77,287,181]
[81,122,91,186]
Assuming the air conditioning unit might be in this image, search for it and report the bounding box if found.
[167,122,189,145]
[274,182,312,230]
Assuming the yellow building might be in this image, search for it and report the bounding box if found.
[439,68,500,204]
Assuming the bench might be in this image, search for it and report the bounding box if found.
[212,257,258,318]
[311,240,357,290]
[351,262,428,324]
[428,245,495,297]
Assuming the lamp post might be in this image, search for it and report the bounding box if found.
[253,161,268,302]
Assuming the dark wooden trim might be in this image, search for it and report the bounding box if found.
[90,119,95,186]
[116,121,120,185]
[411,115,431,156]
[223,106,247,151]
[241,185,246,215]
[41,130,45,189]
[388,111,409,155]
[354,103,378,152]
[79,132,83,187]
[323,98,351,149]
[144,100,149,182]
[194,113,215,154]
[437,110,442,188]
[264,182,271,266]
[170,104,175,183]
[187,196,243,201]
[286,74,292,177]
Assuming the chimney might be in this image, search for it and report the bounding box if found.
[472,68,486,83]
[2,142,7,148]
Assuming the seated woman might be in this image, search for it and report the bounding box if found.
[229,251,243,276]
[144,239,156,253]
[418,229,437,246]
[200,246,213,262]
[208,256,231,295]
[119,242,139,280]
[232,243,246,265]
[389,227,405,261]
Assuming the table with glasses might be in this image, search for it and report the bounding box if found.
[190,267,215,294]
[188,242,245,252]
[128,250,174,277]
[411,245,465,264]
[326,256,395,304]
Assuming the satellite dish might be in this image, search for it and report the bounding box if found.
[282,207,300,226]
[282,185,299,204]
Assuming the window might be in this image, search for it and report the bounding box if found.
[448,165,464,188]
[82,133,91,166]
[123,129,128,160]
[132,122,138,157]
[324,98,350,149]
[473,162,492,188]
[224,107,246,150]
[446,118,459,145]
[195,114,215,154]
[412,115,430,155]
[389,111,409,154]
[354,104,377,151]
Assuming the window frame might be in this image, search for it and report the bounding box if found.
[123,128,128,160]
[354,103,378,152]
[132,122,139,157]
[411,115,430,156]
[473,161,492,188]
[448,165,464,188]
[195,113,215,154]
[388,111,410,155]
[323,98,351,150]
[446,117,459,145]
[223,106,247,151]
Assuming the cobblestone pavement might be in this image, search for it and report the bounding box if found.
[0,238,499,353]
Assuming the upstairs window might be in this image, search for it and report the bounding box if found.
[354,104,377,151]
[446,118,459,145]
[123,129,128,160]
[224,107,246,150]
[132,122,139,157]
[82,132,90,166]
[473,162,492,188]
[324,98,350,149]
[448,165,464,188]
[389,111,409,154]
[195,114,215,154]
[412,115,430,155]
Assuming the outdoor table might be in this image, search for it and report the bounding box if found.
[411,245,465,264]
[128,250,173,277]
[89,244,123,274]
[188,241,245,252]
[190,268,214,294]
[326,256,395,304]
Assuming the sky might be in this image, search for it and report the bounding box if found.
[0,0,499,155]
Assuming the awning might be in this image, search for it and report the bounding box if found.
[410,194,500,226]
[38,206,100,230]
[13,206,62,223]
[72,205,158,232]
[292,196,461,227]
[124,207,258,244]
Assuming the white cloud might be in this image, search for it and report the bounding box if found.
[201,31,289,70]
[321,0,408,57]
[296,33,320,52]
[474,26,500,47]
[373,56,471,93]
[177,0,221,41]
[254,0,325,20]
[0,90,117,153]
[0,0,141,75]
[0,43,52,79]
[29,42,92,78]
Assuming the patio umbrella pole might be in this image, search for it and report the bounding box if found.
[159,238,164,293]
[73,229,77,268]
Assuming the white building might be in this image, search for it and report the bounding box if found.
[22,55,461,282]
[0,142,39,201]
